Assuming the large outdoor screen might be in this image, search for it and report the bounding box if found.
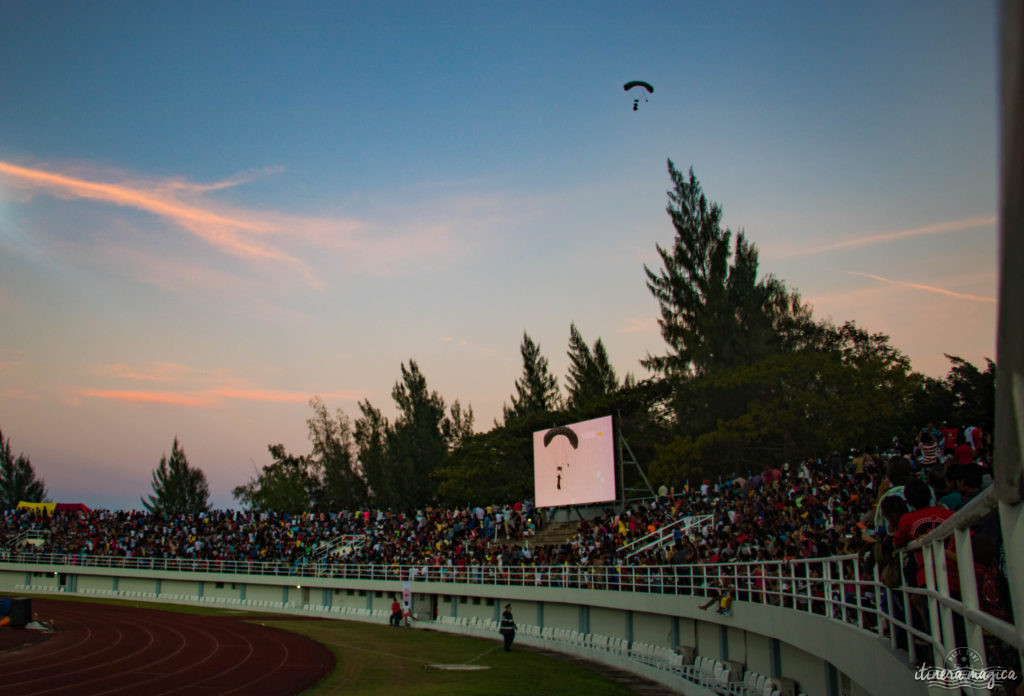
[533,415,616,508]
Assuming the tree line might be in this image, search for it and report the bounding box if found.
[1,161,996,514]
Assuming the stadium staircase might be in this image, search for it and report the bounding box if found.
[510,519,578,548]
[309,534,365,561]
[623,514,713,561]
[4,529,49,551]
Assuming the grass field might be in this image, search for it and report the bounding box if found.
[272,617,640,696]
[37,597,645,695]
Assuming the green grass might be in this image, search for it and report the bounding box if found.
[265,618,637,696]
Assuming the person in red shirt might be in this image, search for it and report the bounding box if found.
[952,431,976,466]
[939,424,958,453]
[390,597,402,627]
[894,479,954,587]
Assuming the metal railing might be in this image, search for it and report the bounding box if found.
[310,533,365,561]
[897,487,1021,681]
[621,514,713,560]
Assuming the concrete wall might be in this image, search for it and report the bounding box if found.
[633,611,672,645]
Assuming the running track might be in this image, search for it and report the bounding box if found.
[1,599,334,695]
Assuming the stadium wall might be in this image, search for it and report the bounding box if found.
[0,560,927,696]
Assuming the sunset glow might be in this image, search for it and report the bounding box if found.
[0,2,999,508]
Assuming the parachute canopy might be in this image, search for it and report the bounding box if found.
[543,425,579,450]
[623,81,654,93]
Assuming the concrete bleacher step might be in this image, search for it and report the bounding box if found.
[507,519,579,548]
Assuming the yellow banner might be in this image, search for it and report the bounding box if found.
[16,501,56,514]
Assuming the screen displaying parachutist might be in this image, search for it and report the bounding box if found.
[533,415,615,507]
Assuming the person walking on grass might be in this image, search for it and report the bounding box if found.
[499,603,516,651]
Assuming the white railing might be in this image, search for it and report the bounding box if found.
[897,487,1021,677]
[621,514,713,560]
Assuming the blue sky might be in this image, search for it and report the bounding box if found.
[0,1,1000,509]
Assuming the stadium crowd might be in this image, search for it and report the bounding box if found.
[0,421,997,579]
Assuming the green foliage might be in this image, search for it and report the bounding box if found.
[650,337,917,487]
[354,360,465,510]
[435,424,533,505]
[142,437,209,515]
[385,360,451,509]
[503,332,561,422]
[643,161,807,378]
[0,429,47,509]
[943,354,996,430]
[232,444,317,514]
[354,399,390,504]
[444,400,475,450]
[565,323,618,413]
[306,397,367,509]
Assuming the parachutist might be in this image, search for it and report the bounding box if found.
[624,81,653,110]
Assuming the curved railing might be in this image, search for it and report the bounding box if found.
[0,548,893,629]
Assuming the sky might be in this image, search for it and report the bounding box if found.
[0,1,1000,510]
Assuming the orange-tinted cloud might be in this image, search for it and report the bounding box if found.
[621,316,658,334]
[80,389,212,407]
[96,362,197,383]
[0,160,312,280]
[0,159,485,285]
[845,271,996,303]
[209,388,361,403]
[79,387,362,407]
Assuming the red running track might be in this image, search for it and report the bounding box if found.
[1,599,334,695]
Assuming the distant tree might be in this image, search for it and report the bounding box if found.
[435,420,535,505]
[444,399,475,450]
[232,444,316,514]
[306,397,367,509]
[386,360,450,509]
[354,399,391,504]
[943,355,996,431]
[650,335,917,487]
[142,437,209,515]
[0,429,47,509]
[503,332,561,422]
[565,322,618,413]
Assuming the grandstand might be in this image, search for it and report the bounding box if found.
[2,438,1021,695]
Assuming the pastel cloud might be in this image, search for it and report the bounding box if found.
[0,161,289,261]
[80,389,212,407]
[439,336,495,355]
[845,271,996,303]
[80,387,363,407]
[96,362,198,383]
[621,316,658,334]
[772,214,997,259]
[0,159,504,286]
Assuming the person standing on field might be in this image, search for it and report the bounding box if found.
[499,603,516,651]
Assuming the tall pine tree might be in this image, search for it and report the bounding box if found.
[143,437,209,515]
[0,429,47,509]
[503,332,561,422]
[565,323,618,413]
[307,397,367,509]
[643,161,801,378]
[386,360,450,509]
